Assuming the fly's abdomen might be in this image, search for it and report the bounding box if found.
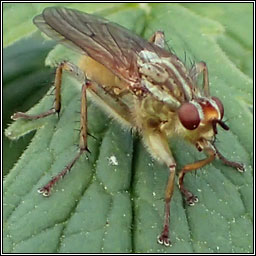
[78,55,135,127]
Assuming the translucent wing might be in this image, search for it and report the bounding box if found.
[33,7,169,84]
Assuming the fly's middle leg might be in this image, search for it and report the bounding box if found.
[142,131,176,247]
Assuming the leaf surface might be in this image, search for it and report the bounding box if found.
[4,3,253,253]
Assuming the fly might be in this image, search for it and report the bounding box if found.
[11,7,245,246]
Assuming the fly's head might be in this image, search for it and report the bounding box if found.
[177,96,228,151]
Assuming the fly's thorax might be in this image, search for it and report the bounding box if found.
[137,49,195,109]
[133,95,178,136]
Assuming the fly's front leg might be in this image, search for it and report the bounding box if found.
[38,80,90,196]
[178,140,245,205]
[189,61,209,97]
[143,131,176,246]
[149,30,165,49]
[178,141,217,205]
[212,143,245,172]
[178,152,215,205]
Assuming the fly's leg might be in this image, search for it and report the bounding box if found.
[159,164,176,247]
[178,141,217,205]
[149,30,165,48]
[12,60,90,196]
[178,140,245,205]
[189,61,209,97]
[179,137,245,205]
[38,81,90,196]
[142,132,176,247]
[178,152,215,205]
[12,61,76,120]
[212,143,245,172]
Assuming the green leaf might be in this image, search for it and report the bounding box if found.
[4,3,253,253]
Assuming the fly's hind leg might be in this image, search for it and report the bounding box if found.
[12,60,90,196]
[11,61,80,120]
[38,80,90,196]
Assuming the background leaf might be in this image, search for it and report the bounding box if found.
[3,3,253,253]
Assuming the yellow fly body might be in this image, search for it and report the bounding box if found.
[11,7,244,246]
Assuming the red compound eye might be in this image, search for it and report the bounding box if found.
[212,96,224,119]
[178,103,200,130]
